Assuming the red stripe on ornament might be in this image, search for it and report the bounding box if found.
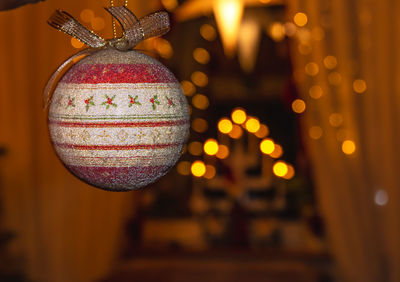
[49,120,188,128]
[60,64,178,84]
[66,165,172,190]
[54,143,182,150]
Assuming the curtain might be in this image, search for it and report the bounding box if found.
[0,1,158,281]
[287,0,400,281]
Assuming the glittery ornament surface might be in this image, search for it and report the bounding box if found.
[48,48,190,191]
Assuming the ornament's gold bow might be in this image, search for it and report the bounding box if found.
[43,6,170,109]
[48,6,170,50]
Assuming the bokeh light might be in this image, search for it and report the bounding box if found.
[298,43,312,55]
[268,22,285,42]
[192,94,209,110]
[312,26,325,40]
[323,55,338,69]
[188,141,203,156]
[353,79,367,94]
[177,161,191,175]
[245,117,261,133]
[192,118,208,133]
[204,165,216,179]
[161,0,178,11]
[309,126,323,140]
[91,17,105,31]
[283,164,295,180]
[71,38,84,49]
[80,9,94,23]
[284,22,297,37]
[204,139,219,155]
[329,113,343,127]
[191,71,208,87]
[342,140,356,155]
[309,85,323,99]
[273,161,289,177]
[231,108,247,124]
[229,124,243,139]
[294,12,308,27]
[193,48,210,64]
[292,99,306,114]
[200,24,217,41]
[218,118,233,134]
[328,72,342,86]
[181,80,196,96]
[260,139,275,155]
[255,124,269,138]
[191,161,206,177]
[155,39,173,59]
[216,145,230,159]
[305,62,319,76]
[270,144,283,158]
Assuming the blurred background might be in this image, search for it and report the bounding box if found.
[0,0,396,281]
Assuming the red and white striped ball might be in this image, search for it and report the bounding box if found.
[48,48,190,191]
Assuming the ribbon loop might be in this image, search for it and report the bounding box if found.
[48,10,107,48]
[106,7,170,50]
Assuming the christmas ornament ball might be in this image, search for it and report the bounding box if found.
[48,48,190,191]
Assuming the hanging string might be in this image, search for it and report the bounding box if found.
[110,0,129,38]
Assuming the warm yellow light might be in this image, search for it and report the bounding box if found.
[238,19,261,73]
[260,139,275,155]
[329,113,343,127]
[177,161,191,175]
[191,71,208,87]
[161,0,178,11]
[188,141,203,156]
[229,124,243,139]
[192,118,208,133]
[328,72,342,86]
[309,85,323,99]
[193,48,210,64]
[231,108,247,124]
[204,165,217,179]
[270,144,283,158]
[353,79,367,94]
[181,80,196,96]
[80,9,94,23]
[192,94,209,110]
[323,55,337,69]
[305,62,319,76]
[292,99,306,114]
[71,38,84,49]
[155,39,173,59]
[218,118,233,134]
[200,24,217,41]
[268,22,285,42]
[91,17,105,31]
[204,139,219,155]
[216,145,230,159]
[191,161,206,177]
[283,164,295,180]
[342,140,356,155]
[309,126,323,140]
[213,0,244,57]
[273,162,289,177]
[245,117,260,133]
[255,124,269,138]
[294,12,308,27]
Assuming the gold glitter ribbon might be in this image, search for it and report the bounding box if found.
[43,6,170,109]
